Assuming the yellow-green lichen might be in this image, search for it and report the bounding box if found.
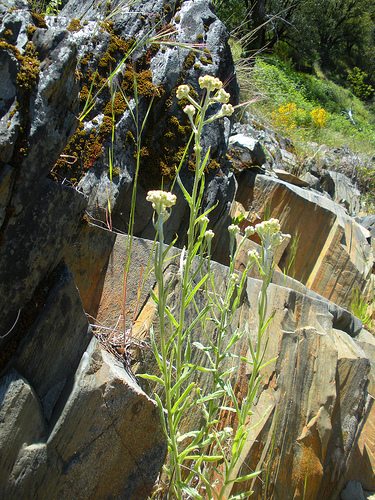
[108,166,119,177]
[122,69,164,99]
[31,12,48,29]
[103,91,127,117]
[184,51,195,70]
[79,85,90,103]
[67,19,82,32]
[50,122,107,184]
[27,25,37,39]
[8,101,19,120]
[80,52,93,66]
[101,21,114,35]
[98,51,116,71]
[199,56,212,65]
[16,42,40,90]
[108,36,135,57]
[125,130,135,144]
[99,115,114,135]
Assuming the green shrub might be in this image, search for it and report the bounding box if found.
[347,67,374,101]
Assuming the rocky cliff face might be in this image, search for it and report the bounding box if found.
[0,0,374,499]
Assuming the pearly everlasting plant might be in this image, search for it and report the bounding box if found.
[142,75,281,500]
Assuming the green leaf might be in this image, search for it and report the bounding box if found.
[149,287,159,304]
[196,389,226,403]
[185,305,211,336]
[154,393,168,437]
[199,148,211,177]
[171,381,195,413]
[228,489,255,499]
[170,366,195,398]
[137,373,164,385]
[165,305,179,328]
[176,172,192,204]
[184,455,223,462]
[185,275,208,306]
[176,430,200,443]
[180,484,205,500]
[230,470,262,483]
[232,213,244,225]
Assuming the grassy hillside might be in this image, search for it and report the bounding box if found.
[236,54,375,152]
[233,49,375,211]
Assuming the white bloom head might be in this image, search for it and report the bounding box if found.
[146,190,177,215]
[247,249,259,262]
[199,75,223,93]
[228,224,240,235]
[220,103,234,116]
[176,84,190,99]
[255,218,281,239]
[183,104,196,118]
[199,215,209,228]
[229,272,239,285]
[214,88,230,103]
[204,229,215,242]
[244,225,255,237]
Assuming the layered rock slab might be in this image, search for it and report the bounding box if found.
[1,338,166,500]
[235,174,373,309]
[94,235,372,499]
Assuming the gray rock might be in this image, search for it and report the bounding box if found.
[57,0,239,237]
[227,133,267,171]
[0,181,87,346]
[341,480,366,500]
[356,215,375,238]
[46,337,166,500]
[328,170,361,215]
[12,263,92,421]
[1,338,167,500]
[300,170,321,190]
[239,174,373,309]
[0,368,46,493]
[120,236,371,500]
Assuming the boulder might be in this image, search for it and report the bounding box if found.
[300,170,322,190]
[235,174,373,309]
[341,480,366,500]
[1,337,166,500]
[94,235,371,499]
[0,0,183,496]
[231,117,297,171]
[227,133,267,172]
[49,0,239,244]
[273,168,309,187]
[328,170,361,215]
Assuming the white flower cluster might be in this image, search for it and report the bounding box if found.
[247,249,260,261]
[183,104,195,118]
[220,103,234,116]
[255,218,284,249]
[176,84,190,99]
[213,88,230,104]
[244,225,255,237]
[198,75,223,92]
[176,75,235,124]
[146,190,177,216]
[204,229,215,242]
[228,224,240,235]
[255,218,281,239]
